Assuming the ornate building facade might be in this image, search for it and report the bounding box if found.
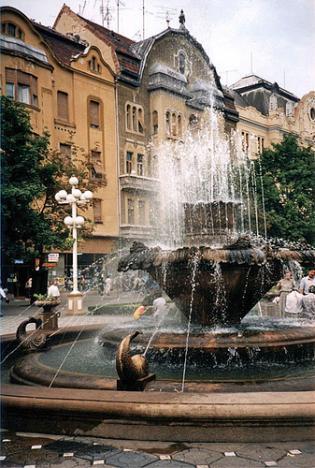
[0,6,119,276]
[231,75,315,159]
[1,5,314,281]
[54,5,238,245]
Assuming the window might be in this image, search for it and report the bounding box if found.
[6,82,15,99]
[189,114,199,127]
[88,56,101,73]
[166,111,171,136]
[6,69,38,106]
[178,51,186,74]
[60,143,72,159]
[91,150,102,163]
[127,198,135,224]
[132,107,137,131]
[138,108,144,133]
[126,151,133,174]
[171,113,177,136]
[166,110,182,138]
[93,199,103,223]
[89,99,101,128]
[18,84,30,104]
[152,111,158,135]
[125,102,144,134]
[90,150,103,179]
[126,104,131,130]
[241,131,249,153]
[257,137,265,155]
[1,22,24,40]
[57,91,69,121]
[138,200,146,224]
[137,154,144,176]
[178,115,182,137]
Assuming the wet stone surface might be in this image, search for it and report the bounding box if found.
[0,432,314,467]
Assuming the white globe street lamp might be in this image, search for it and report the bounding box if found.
[55,176,93,315]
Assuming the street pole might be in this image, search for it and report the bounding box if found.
[71,183,78,294]
[55,177,93,315]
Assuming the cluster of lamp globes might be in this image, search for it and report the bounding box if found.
[54,176,93,229]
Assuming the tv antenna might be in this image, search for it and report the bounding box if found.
[116,0,125,33]
[104,1,113,28]
[79,0,87,16]
[223,69,238,85]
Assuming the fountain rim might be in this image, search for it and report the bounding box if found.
[2,325,315,442]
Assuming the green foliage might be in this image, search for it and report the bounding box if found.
[1,96,104,267]
[255,134,315,245]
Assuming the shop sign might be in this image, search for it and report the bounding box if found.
[48,253,59,263]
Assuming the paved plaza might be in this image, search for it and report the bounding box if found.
[0,430,315,467]
[1,295,315,467]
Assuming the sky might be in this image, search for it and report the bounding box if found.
[4,0,315,97]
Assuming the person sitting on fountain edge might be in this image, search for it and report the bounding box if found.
[299,269,315,295]
[301,285,315,319]
[284,287,303,318]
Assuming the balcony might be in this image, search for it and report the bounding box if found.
[120,224,156,240]
[119,174,159,193]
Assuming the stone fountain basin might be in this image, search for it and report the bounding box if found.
[2,325,315,442]
[118,244,315,326]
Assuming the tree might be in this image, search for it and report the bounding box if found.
[255,134,315,245]
[0,96,105,273]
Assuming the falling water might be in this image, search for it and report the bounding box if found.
[155,103,259,248]
[181,252,199,392]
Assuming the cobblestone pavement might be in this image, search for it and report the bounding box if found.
[0,291,141,335]
[0,431,314,467]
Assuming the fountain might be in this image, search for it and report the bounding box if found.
[1,104,315,442]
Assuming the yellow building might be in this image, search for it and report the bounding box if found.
[231,75,315,159]
[0,6,119,274]
[54,6,238,244]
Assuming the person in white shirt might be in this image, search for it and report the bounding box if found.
[302,286,315,319]
[153,296,167,321]
[299,270,315,295]
[104,276,112,296]
[47,280,60,299]
[284,288,303,317]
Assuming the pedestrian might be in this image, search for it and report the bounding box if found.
[133,305,146,320]
[276,271,294,316]
[152,295,167,321]
[25,277,32,299]
[0,284,9,304]
[302,285,315,319]
[284,288,303,318]
[104,275,112,296]
[47,279,61,299]
[299,269,315,295]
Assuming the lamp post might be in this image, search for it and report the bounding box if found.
[55,176,93,314]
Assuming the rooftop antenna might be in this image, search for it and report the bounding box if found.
[223,69,237,86]
[104,0,113,28]
[116,0,125,33]
[79,0,87,15]
[100,0,105,26]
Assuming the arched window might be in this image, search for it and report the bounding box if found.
[178,51,186,74]
[126,104,131,130]
[1,22,24,40]
[178,114,182,137]
[165,111,171,136]
[138,108,144,133]
[132,107,137,131]
[152,111,158,134]
[171,113,177,136]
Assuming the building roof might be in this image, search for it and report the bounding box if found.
[32,22,85,66]
[231,74,299,102]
